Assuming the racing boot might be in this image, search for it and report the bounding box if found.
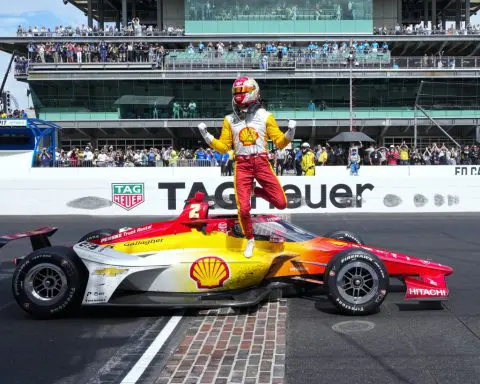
[244,238,255,258]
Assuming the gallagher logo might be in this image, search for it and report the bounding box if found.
[112,183,145,210]
[190,256,230,289]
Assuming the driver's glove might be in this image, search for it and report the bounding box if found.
[198,122,214,145]
[285,119,296,141]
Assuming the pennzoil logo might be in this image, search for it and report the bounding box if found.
[238,127,258,146]
[112,183,145,211]
[94,268,128,277]
[189,256,230,289]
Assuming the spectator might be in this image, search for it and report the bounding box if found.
[399,142,409,165]
[275,147,287,176]
[300,143,315,176]
[39,147,51,167]
[188,101,197,118]
[84,146,93,166]
[308,100,316,111]
[370,146,382,165]
[172,101,181,119]
[386,145,399,165]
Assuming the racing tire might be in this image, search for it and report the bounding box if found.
[12,246,87,318]
[324,249,389,315]
[324,230,365,245]
[78,228,117,243]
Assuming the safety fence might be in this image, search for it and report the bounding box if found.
[20,55,480,74]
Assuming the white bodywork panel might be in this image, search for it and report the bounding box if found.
[74,241,173,305]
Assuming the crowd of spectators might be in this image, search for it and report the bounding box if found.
[15,21,480,38]
[16,21,184,38]
[20,39,389,67]
[0,109,28,119]
[375,23,480,35]
[35,141,479,170]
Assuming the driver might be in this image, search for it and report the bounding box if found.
[198,76,296,257]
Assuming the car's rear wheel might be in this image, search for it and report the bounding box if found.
[325,249,388,315]
[78,228,117,243]
[324,230,364,245]
[12,246,87,318]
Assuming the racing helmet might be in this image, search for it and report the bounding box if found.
[232,76,260,109]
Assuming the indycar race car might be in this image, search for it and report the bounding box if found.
[2,192,453,318]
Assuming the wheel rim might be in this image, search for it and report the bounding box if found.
[24,263,68,306]
[336,261,379,305]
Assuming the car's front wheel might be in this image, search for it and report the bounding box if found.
[78,228,117,243]
[324,230,365,245]
[12,246,87,318]
[325,249,389,315]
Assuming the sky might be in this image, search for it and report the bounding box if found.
[0,0,87,109]
[0,1,479,109]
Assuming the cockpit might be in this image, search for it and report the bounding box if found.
[231,217,317,242]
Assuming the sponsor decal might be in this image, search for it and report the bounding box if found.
[85,291,107,303]
[94,267,128,277]
[190,256,230,289]
[86,291,105,297]
[123,238,163,246]
[77,241,100,251]
[0,119,28,127]
[112,183,145,210]
[158,182,374,210]
[408,288,447,296]
[100,225,152,243]
[238,127,259,146]
[455,166,480,176]
[426,277,438,286]
[217,222,228,233]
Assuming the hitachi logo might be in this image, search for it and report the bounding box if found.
[408,288,446,296]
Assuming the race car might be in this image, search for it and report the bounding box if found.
[2,192,453,318]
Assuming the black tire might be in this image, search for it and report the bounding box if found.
[12,246,87,318]
[78,228,117,243]
[324,230,365,245]
[324,249,389,315]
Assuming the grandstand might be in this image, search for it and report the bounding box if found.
[1,0,480,150]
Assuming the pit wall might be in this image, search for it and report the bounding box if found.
[0,153,479,216]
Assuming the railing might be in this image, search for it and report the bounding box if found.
[21,55,480,74]
[41,159,222,168]
[16,27,184,38]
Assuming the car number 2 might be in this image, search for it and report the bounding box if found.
[189,203,200,218]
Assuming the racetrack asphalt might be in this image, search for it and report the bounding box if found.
[0,214,479,384]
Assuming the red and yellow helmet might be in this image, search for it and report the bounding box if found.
[232,76,260,109]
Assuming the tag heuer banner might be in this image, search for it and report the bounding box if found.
[112,183,145,210]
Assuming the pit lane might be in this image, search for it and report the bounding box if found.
[0,214,479,384]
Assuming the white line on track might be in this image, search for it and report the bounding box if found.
[120,315,183,384]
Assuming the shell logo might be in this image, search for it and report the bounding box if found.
[238,127,259,146]
[189,256,230,289]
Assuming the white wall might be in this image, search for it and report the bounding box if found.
[0,165,479,216]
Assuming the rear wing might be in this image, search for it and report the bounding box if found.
[0,227,58,251]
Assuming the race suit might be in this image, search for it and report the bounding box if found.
[301,150,315,176]
[205,106,293,239]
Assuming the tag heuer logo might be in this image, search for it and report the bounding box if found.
[112,183,145,210]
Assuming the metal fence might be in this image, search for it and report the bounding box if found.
[40,159,220,168]
[22,55,480,74]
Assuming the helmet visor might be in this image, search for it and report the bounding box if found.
[233,85,255,95]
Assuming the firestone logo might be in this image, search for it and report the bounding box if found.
[112,183,145,210]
